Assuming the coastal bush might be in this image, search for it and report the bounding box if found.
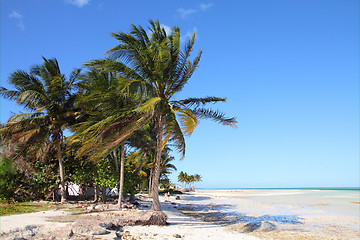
[159,189,183,194]
[123,158,141,196]
[0,155,62,201]
[0,156,24,201]
[29,161,60,200]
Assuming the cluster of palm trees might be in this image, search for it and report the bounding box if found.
[0,20,236,212]
[177,171,202,191]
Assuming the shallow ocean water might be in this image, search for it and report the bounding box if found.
[195,188,360,216]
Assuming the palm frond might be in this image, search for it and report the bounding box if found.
[136,97,161,114]
[16,90,47,110]
[192,108,237,128]
[0,87,20,101]
[163,108,186,159]
[172,96,227,108]
[175,108,198,136]
[76,113,152,161]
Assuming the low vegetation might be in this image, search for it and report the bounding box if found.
[0,201,62,216]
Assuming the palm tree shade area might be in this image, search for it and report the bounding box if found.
[0,20,237,215]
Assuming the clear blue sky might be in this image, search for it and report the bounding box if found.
[1,0,359,188]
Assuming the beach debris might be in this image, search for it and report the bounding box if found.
[173,233,182,238]
[243,221,262,232]
[87,206,95,211]
[144,210,167,226]
[261,221,277,231]
[124,231,130,237]
[91,228,110,235]
[67,229,74,238]
[99,221,113,229]
[99,221,123,231]
[0,225,38,239]
[122,203,134,209]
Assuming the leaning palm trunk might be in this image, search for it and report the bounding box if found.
[148,166,154,195]
[113,149,119,174]
[148,172,152,195]
[151,116,163,211]
[55,134,66,203]
[137,152,147,193]
[118,142,125,206]
[137,151,147,175]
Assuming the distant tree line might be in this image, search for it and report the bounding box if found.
[177,171,202,190]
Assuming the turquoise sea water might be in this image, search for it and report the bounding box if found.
[196,188,360,216]
[199,187,360,191]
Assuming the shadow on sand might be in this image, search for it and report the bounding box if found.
[179,195,213,201]
[176,202,303,232]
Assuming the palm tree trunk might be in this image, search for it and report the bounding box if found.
[56,135,66,203]
[113,149,119,174]
[118,142,125,206]
[148,166,154,194]
[137,152,147,193]
[94,185,98,202]
[148,171,152,195]
[151,115,163,211]
[102,186,106,203]
[137,151,147,175]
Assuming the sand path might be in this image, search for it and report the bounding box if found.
[0,209,71,232]
[122,200,261,240]
[0,198,260,240]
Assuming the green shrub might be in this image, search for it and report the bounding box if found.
[0,157,24,201]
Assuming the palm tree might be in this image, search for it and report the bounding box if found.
[71,69,136,206]
[0,57,81,202]
[193,174,202,190]
[178,171,185,189]
[103,19,237,211]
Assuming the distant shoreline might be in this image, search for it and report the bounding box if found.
[197,187,360,191]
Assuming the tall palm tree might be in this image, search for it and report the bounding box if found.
[103,19,237,211]
[0,57,81,202]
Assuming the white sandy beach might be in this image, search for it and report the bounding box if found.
[121,198,260,240]
[1,189,359,239]
[0,196,260,240]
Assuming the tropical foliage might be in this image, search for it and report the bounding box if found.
[0,19,237,215]
[95,19,237,211]
[0,156,24,201]
[0,58,81,202]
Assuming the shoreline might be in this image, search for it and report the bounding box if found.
[197,187,360,190]
[178,189,359,239]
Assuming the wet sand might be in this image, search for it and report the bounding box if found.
[177,189,359,239]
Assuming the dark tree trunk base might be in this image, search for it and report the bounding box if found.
[134,210,168,226]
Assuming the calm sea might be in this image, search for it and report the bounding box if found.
[196,188,360,216]
[199,187,360,191]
